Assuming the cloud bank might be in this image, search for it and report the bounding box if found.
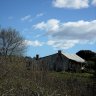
[52,0,89,9]
[52,0,96,9]
[34,19,96,49]
[24,40,44,47]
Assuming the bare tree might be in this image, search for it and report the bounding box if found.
[0,28,26,56]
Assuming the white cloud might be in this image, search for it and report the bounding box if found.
[24,40,44,47]
[92,0,96,6]
[21,15,32,21]
[34,22,46,30]
[34,19,60,32]
[47,40,79,49]
[52,0,89,9]
[36,13,44,17]
[34,19,96,49]
[21,13,44,22]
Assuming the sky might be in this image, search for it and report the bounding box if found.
[0,0,96,57]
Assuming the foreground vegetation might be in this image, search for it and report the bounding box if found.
[0,56,96,96]
[50,71,93,78]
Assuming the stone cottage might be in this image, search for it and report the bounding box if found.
[32,50,85,72]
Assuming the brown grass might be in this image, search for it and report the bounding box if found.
[0,56,96,96]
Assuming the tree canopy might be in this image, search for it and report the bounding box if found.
[76,50,96,60]
[0,28,26,56]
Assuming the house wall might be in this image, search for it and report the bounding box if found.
[27,53,83,72]
[36,53,69,71]
[39,54,59,71]
[68,60,82,72]
[61,55,69,71]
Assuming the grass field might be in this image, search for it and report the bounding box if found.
[0,57,96,96]
[49,71,93,79]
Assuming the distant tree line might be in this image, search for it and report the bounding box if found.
[76,50,96,76]
[76,50,96,60]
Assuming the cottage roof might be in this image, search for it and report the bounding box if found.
[62,53,85,63]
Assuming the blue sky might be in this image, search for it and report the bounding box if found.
[0,0,96,57]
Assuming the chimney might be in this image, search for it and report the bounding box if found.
[36,54,39,60]
[58,50,61,55]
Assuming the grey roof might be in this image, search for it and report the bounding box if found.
[62,53,85,63]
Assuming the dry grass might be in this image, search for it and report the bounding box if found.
[0,56,96,96]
